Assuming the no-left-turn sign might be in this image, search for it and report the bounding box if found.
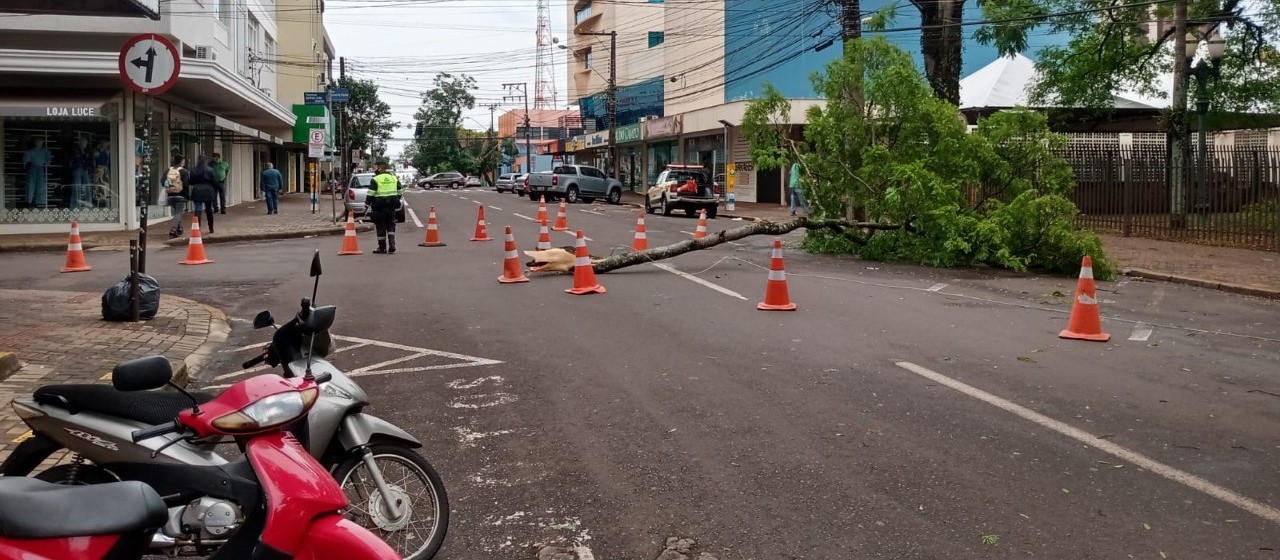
[119,34,181,95]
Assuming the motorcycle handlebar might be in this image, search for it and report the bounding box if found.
[243,352,268,369]
[132,421,180,443]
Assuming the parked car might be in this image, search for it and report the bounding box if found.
[423,171,464,189]
[646,164,719,218]
[496,173,519,193]
[344,172,406,223]
[525,164,624,204]
[465,175,483,188]
[514,173,530,196]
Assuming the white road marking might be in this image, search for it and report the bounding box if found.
[679,230,694,236]
[653,263,748,300]
[447,375,505,390]
[407,207,424,228]
[1129,324,1154,342]
[895,361,1280,527]
[927,283,948,292]
[449,393,518,409]
[577,209,604,215]
[512,213,535,221]
[490,206,503,211]
[454,426,515,445]
[212,364,270,381]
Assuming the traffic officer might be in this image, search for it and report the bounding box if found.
[367,160,403,254]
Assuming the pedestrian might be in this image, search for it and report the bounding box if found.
[260,161,283,215]
[788,161,809,217]
[210,152,230,214]
[164,154,190,238]
[188,155,218,234]
[366,160,402,254]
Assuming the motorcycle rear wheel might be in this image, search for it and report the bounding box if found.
[331,444,449,560]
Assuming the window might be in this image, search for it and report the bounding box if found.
[2,108,121,224]
[217,0,231,21]
[574,2,592,24]
[265,35,276,67]
[648,31,665,48]
[583,47,593,70]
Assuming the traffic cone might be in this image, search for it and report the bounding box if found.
[552,199,569,231]
[338,211,362,255]
[419,206,446,247]
[693,209,709,240]
[565,230,605,295]
[498,226,529,284]
[1059,256,1110,342]
[470,205,493,242]
[60,220,92,273]
[536,218,553,251]
[631,211,648,252]
[537,196,549,225]
[179,216,214,265]
[757,238,795,311]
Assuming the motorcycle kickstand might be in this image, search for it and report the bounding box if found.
[358,447,404,519]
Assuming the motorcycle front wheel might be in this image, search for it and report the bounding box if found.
[331,444,449,560]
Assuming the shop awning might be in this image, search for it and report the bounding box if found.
[213,115,283,145]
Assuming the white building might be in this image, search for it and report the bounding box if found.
[0,1,296,234]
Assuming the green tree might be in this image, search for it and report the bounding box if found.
[743,37,1113,278]
[409,73,477,173]
[337,77,396,161]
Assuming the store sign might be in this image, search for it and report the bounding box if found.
[644,116,681,139]
[585,131,610,148]
[566,136,587,151]
[616,124,642,144]
[0,104,106,118]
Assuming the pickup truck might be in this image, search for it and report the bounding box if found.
[525,164,624,204]
[645,165,720,218]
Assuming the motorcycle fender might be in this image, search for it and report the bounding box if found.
[248,432,348,554]
[336,413,421,452]
[293,515,399,560]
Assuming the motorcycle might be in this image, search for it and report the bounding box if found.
[0,251,448,560]
[0,351,400,560]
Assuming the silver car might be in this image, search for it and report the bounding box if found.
[495,173,518,193]
[345,173,406,222]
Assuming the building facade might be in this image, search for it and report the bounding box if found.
[0,1,295,234]
[276,0,337,193]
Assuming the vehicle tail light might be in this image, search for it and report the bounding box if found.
[524,176,529,187]
[551,175,558,187]
[347,189,355,201]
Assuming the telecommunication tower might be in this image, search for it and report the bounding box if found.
[533,0,557,109]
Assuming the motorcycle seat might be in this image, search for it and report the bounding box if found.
[34,384,215,425]
[0,478,166,539]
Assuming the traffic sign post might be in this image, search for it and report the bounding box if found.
[118,34,180,277]
[308,129,325,214]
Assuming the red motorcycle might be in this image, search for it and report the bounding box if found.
[0,347,400,560]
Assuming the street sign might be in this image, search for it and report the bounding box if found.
[329,88,350,103]
[304,91,328,105]
[309,129,326,144]
[309,144,324,158]
[118,34,181,95]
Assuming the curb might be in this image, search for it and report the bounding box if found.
[0,352,19,382]
[1122,268,1280,300]
[162,224,372,247]
[160,294,232,387]
[0,241,96,254]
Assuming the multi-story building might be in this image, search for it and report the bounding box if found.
[276,0,337,192]
[499,108,587,173]
[0,1,294,234]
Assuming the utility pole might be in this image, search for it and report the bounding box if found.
[503,83,532,174]
[486,103,499,184]
[841,0,861,40]
[1169,0,1190,228]
[577,30,618,180]
[340,56,349,179]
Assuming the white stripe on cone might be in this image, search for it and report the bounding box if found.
[1080,266,1094,279]
[506,250,519,259]
[635,232,646,239]
[68,243,83,251]
[575,257,591,267]
[768,270,786,281]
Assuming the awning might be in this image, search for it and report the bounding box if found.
[213,115,283,145]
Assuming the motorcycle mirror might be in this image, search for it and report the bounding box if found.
[111,355,173,392]
[309,250,322,278]
[252,310,275,329]
[304,305,337,333]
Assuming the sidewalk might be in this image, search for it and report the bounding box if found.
[618,192,1280,298]
[0,289,229,462]
[0,191,369,253]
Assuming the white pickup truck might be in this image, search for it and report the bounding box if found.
[525,164,625,204]
[645,165,720,218]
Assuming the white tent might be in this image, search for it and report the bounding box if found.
[958,53,1171,110]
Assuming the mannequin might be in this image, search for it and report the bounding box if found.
[23,138,52,208]
[69,137,93,209]
[94,139,110,184]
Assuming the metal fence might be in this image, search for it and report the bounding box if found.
[1059,143,1280,251]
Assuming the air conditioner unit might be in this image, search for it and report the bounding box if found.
[194,45,217,61]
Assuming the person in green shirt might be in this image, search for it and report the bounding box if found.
[210,152,230,214]
[788,161,808,216]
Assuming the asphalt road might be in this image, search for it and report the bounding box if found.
[3,187,1279,559]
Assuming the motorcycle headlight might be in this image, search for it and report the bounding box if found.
[211,388,319,433]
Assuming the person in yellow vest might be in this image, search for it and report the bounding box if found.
[367,160,403,254]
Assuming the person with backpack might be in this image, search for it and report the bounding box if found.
[165,155,190,238]
[188,155,218,234]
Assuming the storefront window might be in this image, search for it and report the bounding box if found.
[647,141,676,185]
[684,134,725,178]
[1,107,120,224]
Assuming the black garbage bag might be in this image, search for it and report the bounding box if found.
[102,274,160,321]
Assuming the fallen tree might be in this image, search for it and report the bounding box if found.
[591,217,907,274]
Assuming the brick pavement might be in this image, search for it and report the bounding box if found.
[0,289,229,462]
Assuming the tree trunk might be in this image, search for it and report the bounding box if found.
[918,0,965,105]
[842,0,862,41]
[591,218,901,274]
[1169,0,1190,228]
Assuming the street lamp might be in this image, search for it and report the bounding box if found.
[1186,31,1226,218]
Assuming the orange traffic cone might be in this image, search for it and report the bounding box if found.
[1059,256,1110,342]
[536,218,553,251]
[60,220,92,273]
[470,205,493,242]
[338,211,362,255]
[179,216,214,265]
[693,209,709,240]
[537,196,549,225]
[632,211,648,252]
[552,199,569,231]
[565,230,605,295]
[498,226,530,284]
[757,238,795,311]
[419,206,446,247]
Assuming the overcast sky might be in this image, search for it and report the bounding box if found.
[327,0,570,158]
